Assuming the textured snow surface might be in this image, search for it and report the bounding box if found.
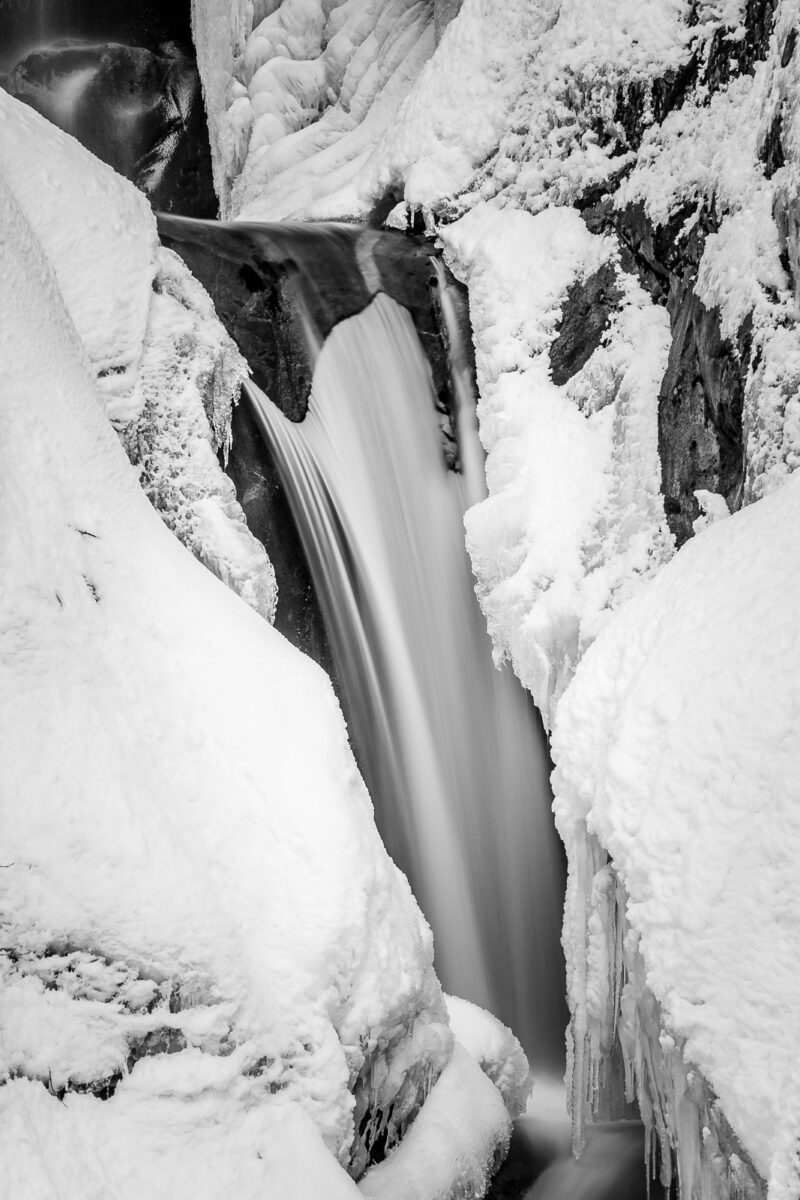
[192,0,749,224]
[615,3,800,508]
[0,89,157,425]
[442,204,673,722]
[0,172,453,1191]
[0,90,277,622]
[552,477,800,1194]
[191,0,434,221]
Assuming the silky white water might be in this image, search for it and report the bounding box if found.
[248,289,565,1071]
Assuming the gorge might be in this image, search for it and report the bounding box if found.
[2,2,800,1199]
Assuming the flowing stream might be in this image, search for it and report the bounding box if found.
[245,276,567,1075]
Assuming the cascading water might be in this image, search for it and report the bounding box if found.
[243,272,567,1074]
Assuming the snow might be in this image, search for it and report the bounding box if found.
[191,0,435,222]
[133,245,278,623]
[444,995,531,1118]
[0,88,157,425]
[441,203,673,722]
[692,489,730,534]
[0,89,277,623]
[359,1046,511,1200]
[0,1077,364,1200]
[552,474,800,1194]
[0,167,454,1190]
[181,0,800,1192]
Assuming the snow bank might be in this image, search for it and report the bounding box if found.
[445,995,530,1118]
[442,204,673,721]
[0,90,277,622]
[552,476,800,1197]
[359,1047,511,1200]
[0,170,455,1192]
[191,0,434,221]
[0,1077,363,1200]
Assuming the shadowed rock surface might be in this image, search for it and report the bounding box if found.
[157,216,470,456]
[549,262,622,387]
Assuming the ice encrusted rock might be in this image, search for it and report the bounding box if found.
[190,0,435,221]
[552,475,800,1199]
[0,89,277,623]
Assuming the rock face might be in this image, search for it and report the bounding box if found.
[548,262,623,388]
[157,216,473,466]
[581,200,748,546]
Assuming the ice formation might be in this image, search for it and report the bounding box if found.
[191,0,435,220]
[552,474,800,1199]
[0,90,277,623]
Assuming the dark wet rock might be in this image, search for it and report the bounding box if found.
[582,196,746,545]
[157,217,464,447]
[158,216,477,680]
[549,262,622,386]
[658,294,747,544]
[761,110,785,180]
[612,62,697,156]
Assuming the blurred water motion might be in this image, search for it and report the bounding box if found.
[249,288,567,1071]
[490,1109,670,1200]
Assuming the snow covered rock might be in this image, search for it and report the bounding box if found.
[0,90,277,623]
[552,476,800,1199]
[441,203,673,722]
[0,169,458,1195]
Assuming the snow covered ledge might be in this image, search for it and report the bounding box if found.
[551,479,800,1200]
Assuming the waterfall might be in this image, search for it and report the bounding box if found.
[247,287,567,1074]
